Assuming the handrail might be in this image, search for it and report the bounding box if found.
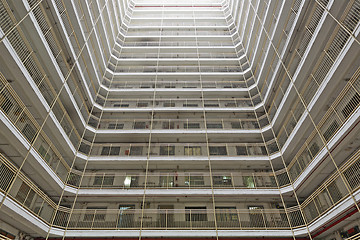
[1,146,360,230]
[2,65,360,191]
[0,73,71,181]
[0,0,83,150]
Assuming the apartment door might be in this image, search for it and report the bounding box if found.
[185,206,207,222]
[248,206,265,227]
[118,205,135,228]
[158,205,174,228]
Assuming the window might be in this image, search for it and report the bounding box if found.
[137,102,148,107]
[0,163,14,192]
[38,145,51,162]
[236,146,247,155]
[101,146,120,156]
[249,146,267,155]
[268,142,279,153]
[0,93,13,114]
[183,103,198,107]
[309,142,320,157]
[159,176,174,187]
[88,119,98,128]
[204,104,219,107]
[342,92,360,118]
[184,123,200,129]
[124,176,138,188]
[108,123,124,129]
[323,121,339,141]
[231,122,241,129]
[101,147,110,155]
[110,147,120,155]
[22,123,37,143]
[133,122,146,129]
[84,207,107,221]
[216,207,238,222]
[114,104,129,107]
[225,102,237,107]
[209,146,227,155]
[93,175,115,186]
[184,146,202,156]
[185,207,207,221]
[206,123,223,129]
[130,146,143,156]
[160,146,175,155]
[162,122,174,129]
[164,102,175,107]
[15,182,29,203]
[213,176,232,186]
[15,182,35,207]
[185,176,204,186]
[243,176,255,188]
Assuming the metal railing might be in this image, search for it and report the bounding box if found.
[0,1,359,191]
[103,80,248,89]
[78,141,278,158]
[116,52,238,59]
[256,0,360,152]
[0,73,71,182]
[126,30,231,36]
[285,67,360,184]
[110,65,243,73]
[88,116,268,130]
[127,21,228,27]
[1,146,360,230]
[0,0,83,149]
[95,96,260,108]
[122,40,234,47]
[78,171,277,189]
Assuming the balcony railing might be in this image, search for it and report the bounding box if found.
[78,141,278,158]
[125,30,231,36]
[0,0,83,148]
[88,116,269,131]
[110,65,243,73]
[127,22,228,27]
[122,41,234,47]
[285,67,360,184]
[261,0,360,147]
[116,53,238,59]
[131,13,225,19]
[0,73,71,182]
[94,96,260,108]
[1,146,360,231]
[59,208,291,230]
[2,66,360,193]
[102,80,249,89]
[78,171,277,189]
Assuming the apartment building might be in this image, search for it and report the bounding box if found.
[0,0,359,239]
